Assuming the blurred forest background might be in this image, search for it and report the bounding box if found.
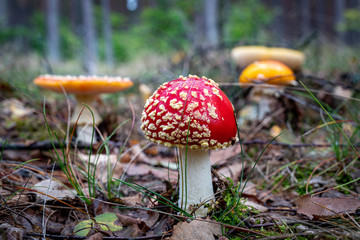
[1,0,360,80]
[2,2,360,239]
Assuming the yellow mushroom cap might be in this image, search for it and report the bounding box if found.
[239,60,296,86]
[231,46,305,71]
[267,48,305,72]
[34,74,133,95]
[231,46,269,67]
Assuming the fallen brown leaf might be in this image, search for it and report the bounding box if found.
[115,213,143,237]
[0,223,26,239]
[120,192,143,206]
[136,210,160,231]
[87,232,103,240]
[297,195,360,219]
[170,219,222,240]
[33,179,76,201]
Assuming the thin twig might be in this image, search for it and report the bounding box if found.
[0,140,91,150]
[26,232,173,239]
[3,139,358,151]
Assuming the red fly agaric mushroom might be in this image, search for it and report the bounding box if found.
[140,75,237,217]
[34,75,133,144]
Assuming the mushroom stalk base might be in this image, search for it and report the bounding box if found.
[72,95,101,144]
[76,125,96,145]
[179,148,214,217]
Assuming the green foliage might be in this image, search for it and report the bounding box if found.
[139,7,189,51]
[0,11,44,53]
[59,21,82,60]
[4,116,50,141]
[95,2,190,63]
[74,212,123,236]
[0,10,81,59]
[0,0,274,63]
[94,5,128,62]
[108,32,129,62]
[212,178,251,226]
[0,139,7,162]
[294,167,313,195]
[224,0,274,43]
[108,13,129,62]
[338,9,360,33]
[336,172,355,193]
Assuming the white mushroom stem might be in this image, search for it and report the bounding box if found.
[248,86,284,121]
[71,94,101,144]
[178,147,214,217]
[75,124,96,145]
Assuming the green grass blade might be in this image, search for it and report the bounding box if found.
[300,81,359,170]
[43,100,91,205]
[183,117,192,213]
[0,138,8,162]
[219,131,283,222]
[115,179,193,218]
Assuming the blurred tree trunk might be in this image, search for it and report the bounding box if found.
[46,0,61,63]
[193,8,204,49]
[219,0,230,47]
[334,0,344,42]
[204,0,219,48]
[357,0,360,43]
[101,0,114,67]
[316,0,325,34]
[347,0,358,45]
[0,0,8,29]
[70,0,82,35]
[272,0,284,40]
[301,0,310,36]
[81,0,98,74]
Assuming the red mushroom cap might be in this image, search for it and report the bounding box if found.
[140,75,237,150]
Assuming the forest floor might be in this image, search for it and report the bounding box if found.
[1,51,360,239]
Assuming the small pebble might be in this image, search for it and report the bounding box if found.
[295,224,309,232]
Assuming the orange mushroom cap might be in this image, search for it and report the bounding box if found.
[239,60,296,86]
[33,75,133,95]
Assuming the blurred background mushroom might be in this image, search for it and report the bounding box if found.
[231,46,305,72]
[237,60,300,129]
[34,75,133,144]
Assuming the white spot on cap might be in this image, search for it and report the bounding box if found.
[212,87,223,100]
[186,102,199,112]
[207,103,218,119]
[191,91,197,98]
[179,91,188,100]
[148,110,157,120]
[148,123,157,130]
[169,99,183,110]
[203,89,210,96]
